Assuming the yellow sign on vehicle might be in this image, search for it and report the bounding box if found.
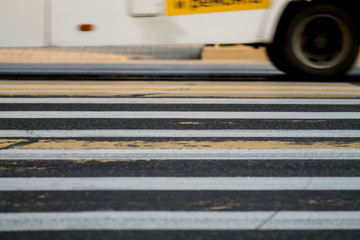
[166,0,271,16]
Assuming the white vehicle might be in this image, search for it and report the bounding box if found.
[1,0,359,76]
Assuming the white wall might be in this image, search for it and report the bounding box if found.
[0,0,45,47]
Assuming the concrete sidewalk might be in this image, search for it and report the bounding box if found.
[0,45,269,63]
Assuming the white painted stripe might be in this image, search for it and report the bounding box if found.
[0,211,360,231]
[0,177,359,191]
[0,211,272,231]
[1,149,360,160]
[1,90,360,95]
[2,130,360,138]
[1,97,360,105]
[262,211,360,230]
[1,111,360,119]
[1,85,358,90]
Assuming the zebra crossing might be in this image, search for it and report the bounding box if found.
[0,80,360,239]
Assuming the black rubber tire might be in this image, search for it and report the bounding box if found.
[267,4,359,77]
[266,42,291,73]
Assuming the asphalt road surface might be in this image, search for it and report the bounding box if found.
[0,64,360,239]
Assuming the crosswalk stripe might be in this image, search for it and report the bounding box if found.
[1,97,360,104]
[0,211,359,231]
[1,149,360,160]
[1,177,359,191]
[1,79,359,235]
[1,111,360,119]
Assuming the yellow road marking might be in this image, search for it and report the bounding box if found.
[9,139,360,150]
[0,139,28,148]
[1,81,359,98]
[179,122,202,125]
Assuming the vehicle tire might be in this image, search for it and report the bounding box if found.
[266,42,291,73]
[268,4,359,77]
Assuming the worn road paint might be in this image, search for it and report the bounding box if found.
[6,139,360,150]
[0,139,28,149]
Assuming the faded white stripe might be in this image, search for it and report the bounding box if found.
[1,149,360,160]
[0,177,359,191]
[1,111,360,119]
[0,211,359,231]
